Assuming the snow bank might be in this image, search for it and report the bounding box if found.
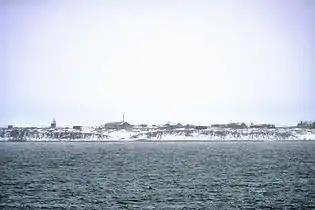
[1,128,315,141]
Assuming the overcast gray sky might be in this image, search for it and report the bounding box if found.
[1,0,314,126]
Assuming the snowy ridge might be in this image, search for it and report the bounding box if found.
[1,127,315,141]
[129,128,315,141]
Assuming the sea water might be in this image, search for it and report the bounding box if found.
[1,141,315,209]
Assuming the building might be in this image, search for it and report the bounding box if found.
[297,121,315,129]
[227,123,248,129]
[104,122,132,130]
[211,124,226,128]
[73,126,83,131]
[8,125,13,129]
[51,118,56,128]
[162,122,184,130]
[185,124,195,129]
[250,124,275,129]
[211,123,247,129]
[195,125,208,130]
[138,124,148,128]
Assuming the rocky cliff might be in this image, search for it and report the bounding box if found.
[1,127,315,141]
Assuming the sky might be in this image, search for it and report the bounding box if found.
[1,0,314,127]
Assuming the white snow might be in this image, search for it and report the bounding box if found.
[104,130,134,140]
[1,127,315,141]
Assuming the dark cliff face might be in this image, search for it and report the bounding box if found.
[1,126,315,141]
[129,129,301,140]
[0,128,108,141]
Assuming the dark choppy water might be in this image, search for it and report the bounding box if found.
[1,142,315,209]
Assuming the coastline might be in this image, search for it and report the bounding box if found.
[1,126,315,142]
[1,139,315,143]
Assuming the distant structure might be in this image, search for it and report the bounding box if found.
[211,123,247,129]
[8,125,13,129]
[51,118,56,128]
[195,125,208,130]
[73,125,83,131]
[297,121,315,129]
[185,124,195,129]
[228,123,247,129]
[104,121,132,130]
[123,113,125,122]
[162,122,184,130]
[250,123,275,129]
[138,124,148,128]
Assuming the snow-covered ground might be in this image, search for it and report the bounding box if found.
[129,128,315,141]
[1,127,315,141]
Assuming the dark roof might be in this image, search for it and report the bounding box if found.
[104,122,131,126]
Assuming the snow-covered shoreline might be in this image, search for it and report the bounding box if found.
[1,127,315,141]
